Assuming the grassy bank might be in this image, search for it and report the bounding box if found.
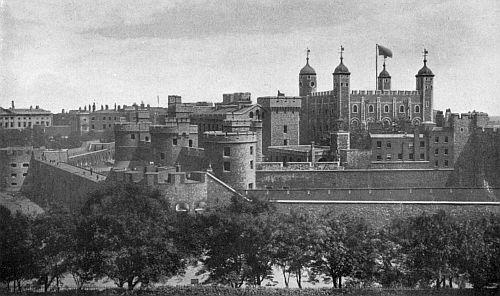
[7,286,497,296]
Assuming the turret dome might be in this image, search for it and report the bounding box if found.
[378,66,391,78]
[300,61,316,75]
[333,61,350,74]
[416,64,434,76]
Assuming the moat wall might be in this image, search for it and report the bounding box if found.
[256,169,453,189]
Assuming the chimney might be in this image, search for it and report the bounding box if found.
[105,104,109,110]
[36,105,39,109]
[11,101,14,109]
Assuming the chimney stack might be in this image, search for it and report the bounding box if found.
[11,101,14,109]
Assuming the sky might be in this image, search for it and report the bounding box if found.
[0,0,499,114]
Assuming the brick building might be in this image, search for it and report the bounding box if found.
[0,102,53,129]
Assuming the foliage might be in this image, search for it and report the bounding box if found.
[309,213,377,288]
[79,182,186,290]
[0,206,36,291]
[271,208,316,288]
[31,207,76,292]
[199,196,276,287]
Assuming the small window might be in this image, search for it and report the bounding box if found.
[399,105,405,113]
[386,154,392,161]
[384,105,389,113]
[386,142,391,149]
[376,155,382,161]
[420,141,425,148]
[250,146,253,155]
[435,136,439,143]
[420,153,425,160]
[444,149,448,155]
[223,161,231,171]
[92,124,95,129]
[11,173,17,177]
[11,183,17,186]
[10,163,16,167]
[377,141,382,148]
[444,160,449,167]
[22,163,29,167]
[249,112,254,119]
[352,105,358,113]
[398,153,403,160]
[131,134,135,139]
[444,136,449,143]
[160,152,165,160]
[224,147,230,156]
[173,138,178,145]
[425,101,429,107]
[435,160,439,167]
[409,153,414,160]
[248,183,253,189]
[250,161,254,169]
[283,125,288,133]
[284,139,288,145]
[310,81,315,87]
[435,148,439,155]
[189,140,193,147]
[368,105,374,113]
[415,105,420,113]
[409,142,414,148]
[145,136,149,142]
[22,173,27,177]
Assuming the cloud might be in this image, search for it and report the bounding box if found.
[83,0,361,39]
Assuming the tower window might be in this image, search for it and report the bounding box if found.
[131,134,135,139]
[250,146,253,155]
[352,105,358,113]
[283,125,288,133]
[223,161,231,171]
[420,141,425,147]
[420,153,425,160]
[173,138,178,145]
[189,140,193,147]
[435,148,439,155]
[160,152,165,160]
[435,136,439,143]
[444,160,449,167]
[145,136,149,142]
[368,105,374,113]
[415,105,420,113]
[310,81,315,87]
[399,105,405,113]
[284,139,288,146]
[299,82,303,87]
[250,161,254,169]
[444,149,448,155]
[377,141,382,148]
[386,142,391,149]
[444,136,449,143]
[384,105,389,113]
[249,112,254,119]
[224,147,231,156]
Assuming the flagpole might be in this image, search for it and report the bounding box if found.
[375,44,378,90]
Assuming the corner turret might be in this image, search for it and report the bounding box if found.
[299,48,317,96]
[416,48,434,123]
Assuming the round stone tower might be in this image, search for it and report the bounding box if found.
[114,122,151,163]
[201,131,257,190]
[415,48,435,123]
[299,49,317,97]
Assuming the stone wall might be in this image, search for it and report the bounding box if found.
[22,159,105,210]
[256,169,453,189]
[270,202,499,228]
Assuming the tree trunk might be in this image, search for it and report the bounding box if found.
[127,278,135,290]
[282,269,289,288]
[449,277,453,288]
[17,279,22,292]
[338,277,342,289]
[296,270,302,289]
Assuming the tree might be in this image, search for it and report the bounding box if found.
[456,214,500,289]
[200,196,275,287]
[0,206,36,292]
[271,208,316,288]
[396,210,462,288]
[32,207,77,292]
[310,213,376,288]
[79,182,186,290]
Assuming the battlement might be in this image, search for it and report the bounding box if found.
[257,96,301,108]
[150,124,198,135]
[114,122,151,132]
[450,111,489,120]
[202,131,257,143]
[351,90,420,95]
[181,146,205,158]
[311,90,334,97]
[113,166,207,187]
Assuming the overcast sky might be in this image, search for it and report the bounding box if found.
[1,0,499,114]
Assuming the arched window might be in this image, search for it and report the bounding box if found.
[256,109,260,119]
[352,105,358,113]
[310,81,315,87]
[368,105,374,113]
[415,105,420,113]
[399,105,405,113]
[384,105,389,113]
